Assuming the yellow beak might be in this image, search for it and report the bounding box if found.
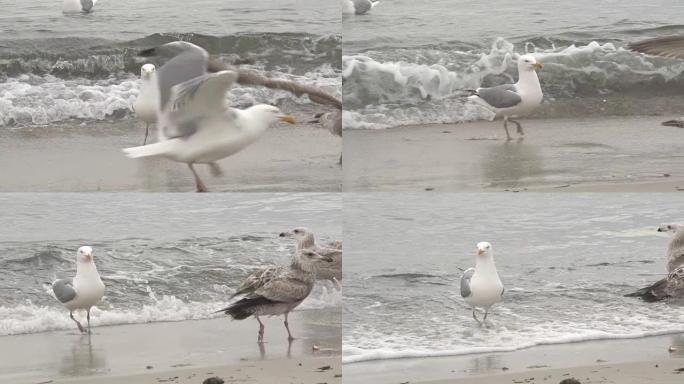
[533,62,544,70]
[85,254,92,262]
[278,115,296,124]
[477,249,485,256]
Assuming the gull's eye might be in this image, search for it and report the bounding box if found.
[294,229,300,234]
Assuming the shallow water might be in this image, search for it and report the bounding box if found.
[343,0,684,128]
[343,193,684,363]
[0,193,342,336]
[0,0,341,127]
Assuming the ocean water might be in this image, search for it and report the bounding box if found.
[343,193,684,363]
[0,0,341,127]
[342,0,684,128]
[0,193,342,336]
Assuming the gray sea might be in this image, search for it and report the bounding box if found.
[0,193,341,335]
[343,0,684,128]
[0,0,341,127]
[343,193,684,363]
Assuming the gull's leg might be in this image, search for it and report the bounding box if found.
[188,163,208,193]
[256,314,265,343]
[483,308,490,325]
[208,162,223,177]
[509,118,524,137]
[70,311,86,333]
[284,312,295,341]
[503,117,512,141]
[339,153,342,166]
[86,308,91,334]
[143,123,150,145]
[471,308,482,325]
[332,277,342,291]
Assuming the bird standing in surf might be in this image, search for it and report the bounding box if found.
[62,0,97,13]
[280,227,342,288]
[218,249,332,343]
[51,246,105,334]
[468,55,543,140]
[310,110,342,164]
[460,242,504,325]
[133,64,158,145]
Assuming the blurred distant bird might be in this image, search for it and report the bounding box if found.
[62,0,97,13]
[52,246,105,333]
[133,64,158,145]
[345,0,380,15]
[309,110,342,164]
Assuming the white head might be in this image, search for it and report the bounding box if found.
[476,241,493,258]
[76,246,94,264]
[246,104,296,127]
[517,55,543,72]
[657,223,684,233]
[140,64,156,80]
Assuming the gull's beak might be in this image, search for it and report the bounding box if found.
[532,62,544,71]
[477,249,485,256]
[657,228,664,232]
[279,231,293,238]
[278,115,296,124]
[84,253,93,262]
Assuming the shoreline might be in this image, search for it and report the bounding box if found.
[343,115,684,192]
[344,333,684,383]
[0,309,341,384]
[0,118,342,192]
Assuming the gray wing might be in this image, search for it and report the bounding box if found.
[460,268,475,298]
[232,265,281,298]
[52,278,76,303]
[157,49,209,112]
[80,0,94,12]
[255,276,313,303]
[236,69,342,109]
[629,36,684,60]
[353,0,373,14]
[327,240,342,249]
[139,41,205,59]
[475,84,522,109]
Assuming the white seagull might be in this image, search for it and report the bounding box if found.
[51,246,105,333]
[460,242,504,325]
[218,249,332,342]
[122,44,296,192]
[62,0,97,13]
[133,63,158,145]
[468,55,543,140]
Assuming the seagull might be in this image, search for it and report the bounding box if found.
[138,41,342,110]
[467,55,543,140]
[625,267,684,302]
[657,223,684,273]
[460,242,504,325]
[629,36,684,128]
[218,249,332,342]
[133,64,158,145]
[122,44,297,192]
[279,227,342,287]
[345,0,380,15]
[309,110,342,164]
[51,246,105,334]
[62,0,97,13]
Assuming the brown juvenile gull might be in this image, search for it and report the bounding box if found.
[625,267,684,302]
[629,36,684,128]
[218,249,332,342]
[123,43,296,192]
[279,227,342,287]
[657,223,684,273]
[51,246,105,333]
[309,110,342,164]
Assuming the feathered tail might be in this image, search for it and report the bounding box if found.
[215,296,275,320]
[122,139,181,159]
[624,280,664,302]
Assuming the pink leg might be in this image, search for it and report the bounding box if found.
[256,314,265,343]
[283,312,294,341]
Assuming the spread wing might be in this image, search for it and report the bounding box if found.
[236,69,342,109]
[52,278,76,303]
[629,36,684,60]
[474,84,522,109]
[460,268,475,298]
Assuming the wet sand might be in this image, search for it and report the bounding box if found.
[0,120,342,192]
[0,309,341,384]
[343,116,684,192]
[344,333,684,384]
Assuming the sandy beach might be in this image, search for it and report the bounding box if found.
[0,119,341,192]
[344,333,684,384]
[0,309,341,384]
[343,115,684,192]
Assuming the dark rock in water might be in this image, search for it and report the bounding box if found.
[559,379,581,384]
[203,377,224,384]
